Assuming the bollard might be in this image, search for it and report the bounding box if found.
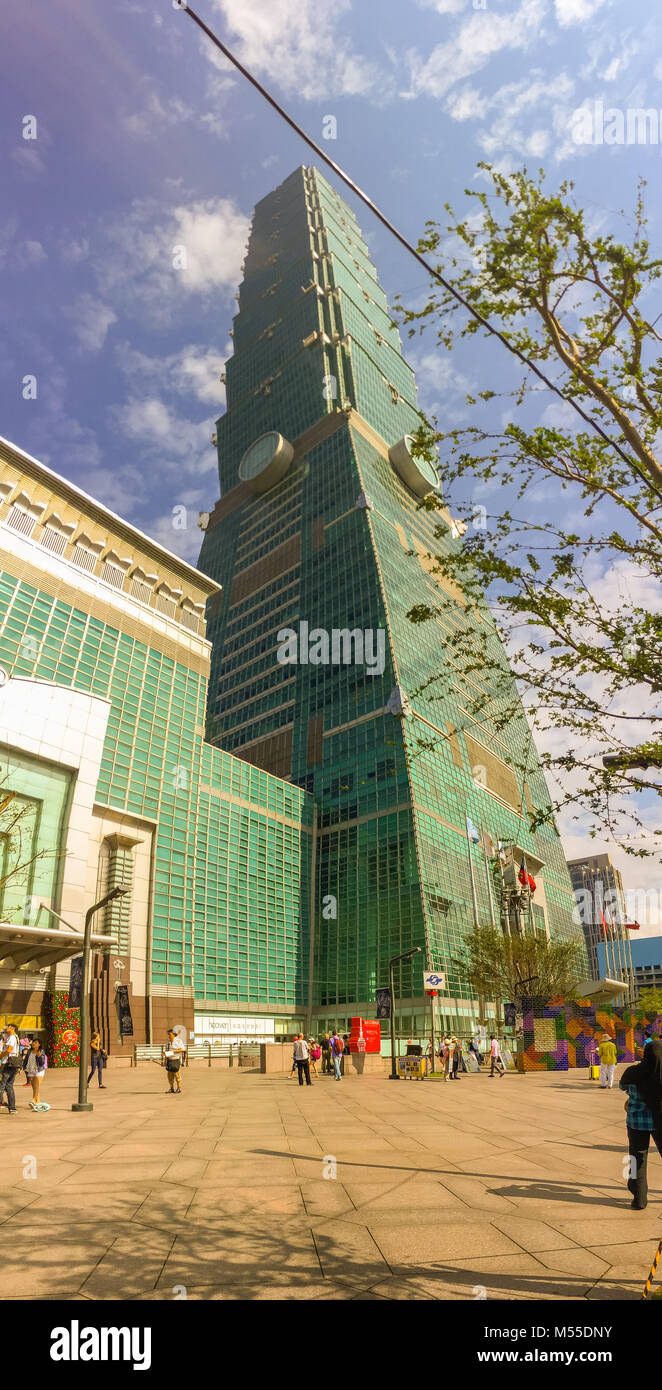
[642,1237,662,1299]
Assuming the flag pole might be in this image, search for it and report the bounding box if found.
[465,819,480,928]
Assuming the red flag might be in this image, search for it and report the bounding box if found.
[624,921,641,931]
[518,856,536,892]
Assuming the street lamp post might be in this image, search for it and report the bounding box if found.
[72,886,127,1113]
[388,946,422,1080]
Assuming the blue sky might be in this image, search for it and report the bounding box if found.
[1,0,660,910]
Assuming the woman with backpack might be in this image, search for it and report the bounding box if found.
[25,1039,48,1108]
[309,1039,321,1077]
[330,1029,344,1080]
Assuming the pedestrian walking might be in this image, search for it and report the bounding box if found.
[293,1034,312,1086]
[598,1033,617,1089]
[0,1025,21,1113]
[620,1041,662,1210]
[87,1031,106,1089]
[25,1039,48,1108]
[309,1039,321,1077]
[330,1029,344,1080]
[452,1037,463,1080]
[441,1037,451,1081]
[320,1033,332,1074]
[489,1035,505,1078]
[164,1027,185,1093]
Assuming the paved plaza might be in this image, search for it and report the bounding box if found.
[0,1064,659,1301]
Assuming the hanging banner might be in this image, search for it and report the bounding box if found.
[504,1002,516,1027]
[116,984,134,1036]
[68,956,84,1009]
[376,988,391,1020]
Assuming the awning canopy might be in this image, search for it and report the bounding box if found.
[0,921,116,971]
[575,976,628,1005]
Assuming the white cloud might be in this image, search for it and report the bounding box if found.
[94,195,249,327]
[212,0,380,99]
[418,0,468,12]
[67,294,118,353]
[111,396,212,463]
[117,341,230,407]
[404,0,547,100]
[145,507,210,564]
[445,87,488,121]
[555,0,609,24]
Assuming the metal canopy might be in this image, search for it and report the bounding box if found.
[0,921,116,972]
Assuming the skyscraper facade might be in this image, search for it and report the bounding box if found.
[568,853,634,997]
[0,436,313,1048]
[198,166,587,1034]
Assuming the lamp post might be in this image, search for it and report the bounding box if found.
[388,946,422,1079]
[72,886,127,1113]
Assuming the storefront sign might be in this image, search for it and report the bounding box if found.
[194,1014,275,1040]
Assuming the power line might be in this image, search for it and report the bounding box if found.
[180,2,652,487]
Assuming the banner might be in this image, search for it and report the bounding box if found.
[68,956,83,1009]
[376,988,391,1020]
[504,1002,516,1027]
[116,984,134,1036]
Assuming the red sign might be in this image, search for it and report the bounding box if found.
[61,1029,78,1047]
[349,1016,381,1053]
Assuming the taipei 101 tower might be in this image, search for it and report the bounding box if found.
[197,165,586,1027]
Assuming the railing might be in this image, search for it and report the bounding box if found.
[132,1041,262,1067]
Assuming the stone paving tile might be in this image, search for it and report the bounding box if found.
[313,1219,391,1281]
[0,1158,81,1191]
[6,1190,149,1223]
[157,1222,321,1287]
[81,1230,176,1299]
[298,1180,355,1217]
[60,1160,169,1186]
[531,1247,610,1278]
[545,1216,662,1246]
[490,1216,582,1252]
[137,1276,368,1301]
[437,1175,520,1213]
[332,1178,470,1224]
[365,1219,523,1266]
[397,1254,590,1301]
[0,1230,114,1295]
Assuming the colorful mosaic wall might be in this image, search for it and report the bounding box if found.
[518,997,662,1071]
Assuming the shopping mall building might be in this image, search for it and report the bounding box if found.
[0,167,587,1055]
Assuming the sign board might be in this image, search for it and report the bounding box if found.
[375,988,391,1020]
[194,1014,275,1040]
[423,971,445,991]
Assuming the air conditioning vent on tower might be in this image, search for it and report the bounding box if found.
[302,331,319,348]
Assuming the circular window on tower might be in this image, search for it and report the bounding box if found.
[388,434,439,497]
[238,431,294,493]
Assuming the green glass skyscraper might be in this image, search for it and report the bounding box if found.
[198,165,586,1033]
